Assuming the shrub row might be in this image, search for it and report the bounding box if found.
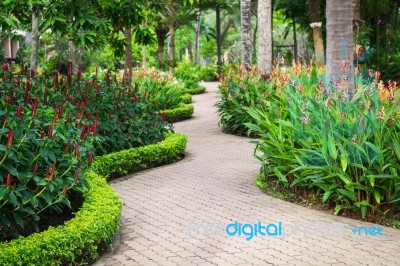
[161,104,194,123]
[94,132,187,180]
[0,132,187,265]
[184,85,206,95]
[181,93,192,104]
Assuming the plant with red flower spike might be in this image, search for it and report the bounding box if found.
[48,124,53,139]
[6,130,13,148]
[75,143,79,156]
[6,174,11,188]
[16,105,22,118]
[2,63,9,71]
[88,152,93,166]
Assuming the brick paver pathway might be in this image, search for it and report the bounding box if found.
[95,82,400,266]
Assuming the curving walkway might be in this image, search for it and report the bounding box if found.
[95,82,400,266]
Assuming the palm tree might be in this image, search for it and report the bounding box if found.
[308,0,324,67]
[326,0,355,95]
[257,0,272,76]
[240,0,252,69]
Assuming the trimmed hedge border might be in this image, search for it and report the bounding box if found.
[161,104,194,123]
[94,132,188,180]
[181,93,192,104]
[0,132,188,265]
[184,85,206,95]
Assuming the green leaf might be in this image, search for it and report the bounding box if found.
[337,189,356,202]
[322,190,332,203]
[334,205,343,215]
[327,134,338,160]
[373,191,381,204]
[340,152,348,172]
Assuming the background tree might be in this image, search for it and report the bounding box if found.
[308,0,325,66]
[241,0,252,68]
[326,0,354,94]
[257,0,272,76]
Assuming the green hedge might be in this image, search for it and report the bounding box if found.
[0,132,188,265]
[184,85,206,95]
[181,93,192,104]
[161,104,194,123]
[93,132,188,180]
[0,172,122,265]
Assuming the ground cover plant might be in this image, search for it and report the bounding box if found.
[0,63,170,240]
[219,62,400,220]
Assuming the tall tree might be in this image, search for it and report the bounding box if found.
[257,0,272,76]
[308,0,325,67]
[326,0,354,95]
[194,7,201,64]
[240,0,252,69]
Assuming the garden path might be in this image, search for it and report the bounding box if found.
[94,82,400,266]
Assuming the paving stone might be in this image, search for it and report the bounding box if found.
[93,82,400,266]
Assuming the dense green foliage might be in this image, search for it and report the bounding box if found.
[161,104,195,123]
[0,64,169,239]
[0,171,122,265]
[219,63,400,219]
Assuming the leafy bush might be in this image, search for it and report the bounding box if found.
[94,132,187,180]
[132,68,185,110]
[181,93,192,104]
[216,64,267,136]
[241,63,400,219]
[184,85,206,95]
[199,64,218,81]
[0,171,122,265]
[0,131,188,265]
[0,64,169,238]
[160,104,194,123]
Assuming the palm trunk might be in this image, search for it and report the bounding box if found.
[293,20,298,62]
[308,0,325,67]
[326,0,354,95]
[124,26,132,81]
[155,22,168,70]
[30,5,40,72]
[195,8,201,64]
[188,41,194,62]
[241,0,252,69]
[257,0,272,76]
[216,5,222,66]
[168,23,175,74]
[253,15,258,60]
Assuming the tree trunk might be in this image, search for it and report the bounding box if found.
[195,8,201,64]
[124,26,132,81]
[326,0,354,95]
[308,0,325,67]
[30,5,40,73]
[352,0,360,22]
[216,5,222,66]
[188,41,194,62]
[168,23,175,74]
[142,45,147,68]
[68,39,77,73]
[257,0,272,76]
[155,22,168,70]
[241,0,252,69]
[253,14,258,60]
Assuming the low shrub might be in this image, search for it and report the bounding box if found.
[181,93,192,104]
[94,132,187,180]
[184,85,206,95]
[160,104,194,123]
[0,171,122,265]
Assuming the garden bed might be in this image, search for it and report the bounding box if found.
[0,132,187,265]
[184,85,206,95]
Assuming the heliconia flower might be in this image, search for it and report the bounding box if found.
[88,152,93,166]
[32,163,38,176]
[16,105,22,118]
[375,71,381,81]
[5,96,12,104]
[7,130,13,148]
[40,130,45,139]
[92,121,98,137]
[6,174,11,188]
[48,124,53,139]
[63,186,68,195]
[26,80,31,92]
[30,68,35,77]
[75,143,79,156]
